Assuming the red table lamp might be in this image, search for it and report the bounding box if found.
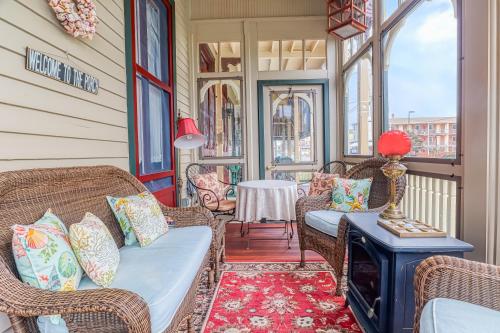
[378,130,412,220]
[174,117,205,149]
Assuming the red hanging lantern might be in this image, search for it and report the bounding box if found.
[327,0,368,40]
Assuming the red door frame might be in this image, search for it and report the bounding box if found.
[129,0,176,206]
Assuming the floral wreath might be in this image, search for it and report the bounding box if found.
[48,0,98,39]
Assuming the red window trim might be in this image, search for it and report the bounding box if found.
[129,0,176,205]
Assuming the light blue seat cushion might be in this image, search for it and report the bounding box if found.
[420,298,500,333]
[304,210,345,237]
[38,226,212,333]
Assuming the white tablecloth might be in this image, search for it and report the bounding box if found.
[235,180,298,222]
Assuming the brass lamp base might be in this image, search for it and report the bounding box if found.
[379,156,407,220]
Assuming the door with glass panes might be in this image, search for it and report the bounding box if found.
[262,85,324,182]
[131,0,176,206]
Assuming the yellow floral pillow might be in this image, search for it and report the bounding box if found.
[69,213,120,287]
[124,192,170,247]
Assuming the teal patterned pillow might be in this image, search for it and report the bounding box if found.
[11,210,83,292]
[329,178,373,213]
[107,194,144,245]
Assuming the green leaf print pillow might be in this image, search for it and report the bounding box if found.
[329,178,373,213]
[11,209,83,291]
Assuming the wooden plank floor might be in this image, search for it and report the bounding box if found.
[224,222,325,262]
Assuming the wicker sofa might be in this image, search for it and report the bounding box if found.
[414,256,500,333]
[0,166,218,333]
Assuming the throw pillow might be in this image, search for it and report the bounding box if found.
[309,172,339,196]
[191,172,227,204]
[11,209,83,292]
[69,213,120,287]
[107,193,150,245]
[123,192,169,247]
[329,178,373,212]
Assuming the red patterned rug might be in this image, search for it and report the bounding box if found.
[200,263,361,333]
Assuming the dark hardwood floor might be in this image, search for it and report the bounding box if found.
[224,222,325,262]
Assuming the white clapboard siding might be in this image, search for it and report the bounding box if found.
[400,174,458,237]
[175,0,195,199]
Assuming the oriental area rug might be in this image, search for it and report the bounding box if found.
[179,262,361,333]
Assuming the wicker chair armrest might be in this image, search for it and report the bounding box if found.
[414,255,500,332]
[0,263,150,333]
[162,205,216,229]
[295,192,331,231]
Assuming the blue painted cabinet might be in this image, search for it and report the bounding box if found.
[345,213,473,333]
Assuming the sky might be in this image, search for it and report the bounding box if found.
[386,0,458,119]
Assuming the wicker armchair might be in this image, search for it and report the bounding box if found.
[0,166,218,333]
[414,256,500,332]
[317,160,347,175]
[296,157,406,295]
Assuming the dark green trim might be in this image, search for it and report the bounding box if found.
[257,79,330,179]
[124,0,136,175]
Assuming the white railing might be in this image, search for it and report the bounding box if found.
[400,174,458,237]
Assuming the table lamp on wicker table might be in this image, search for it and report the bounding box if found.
[377,130,412,220]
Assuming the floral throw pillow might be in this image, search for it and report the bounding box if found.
[69,213,120,287]
[309,172,339,196]
[191,172,227,204]
[124,192,170,247]
[11,210,83,292]
[329,178,373,213]
[107,193,150,245]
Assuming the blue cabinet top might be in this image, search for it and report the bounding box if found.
[346,212,474,253]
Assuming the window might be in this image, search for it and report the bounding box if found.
[383,0,459,159]
[382,0,408,21]
[344,48,373,156]
[198,79,243,158]
[131,0,175,206]
[199,42,241,73]
[258,39,327,72]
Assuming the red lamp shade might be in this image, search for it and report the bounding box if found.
[174,118,205,149]
[378,130,412,157]
[327,0,369,40]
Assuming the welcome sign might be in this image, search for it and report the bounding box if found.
[25,48,99,94]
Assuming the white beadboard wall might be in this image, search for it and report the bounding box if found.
[191,0,326,20]
[0,0,127,330]
[0,0,129,173]
[175,0,195,200]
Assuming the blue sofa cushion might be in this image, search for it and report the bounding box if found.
[38,226,212,333]
[304,210,345,237]
[420,298,500,333]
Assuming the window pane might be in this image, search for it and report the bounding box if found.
[137,75,172,175]
[384,0,458,159]
[344,49,373,156]
[281,40,303,71]
[220,42,241,72]
[270,90,316,164]
[199,79,243,158]
[135,0,169,82]
[258,41,280,71]
[271,170,313,183]
[305,40,327,70]
[343,0,373,64]
[199,43,219,73]
[382,0,408,21]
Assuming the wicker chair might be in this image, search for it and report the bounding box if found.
[0,166,218,333]
[296,157,406,295]
[414,256,500,332]
[317,160,347,175]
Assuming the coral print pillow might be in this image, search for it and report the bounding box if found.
[309,172,339,196]
[329,178,373,213]
[191,172,227,204]
[11,209,83,292]
[124,191,170,247]
[107,194,142,245]
[69,213,120,287]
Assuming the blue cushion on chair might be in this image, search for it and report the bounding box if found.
[420,298,500,333]
[39,226,212,333]
[304,210,345,237]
